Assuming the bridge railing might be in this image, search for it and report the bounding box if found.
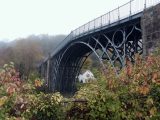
[48,0,160,61]
[71,0,160,39]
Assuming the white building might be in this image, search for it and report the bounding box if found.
[78,70,95,83]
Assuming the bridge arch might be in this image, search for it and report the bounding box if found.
[55,33,127,94]
[41,21,142,94]
[56,41,105,94]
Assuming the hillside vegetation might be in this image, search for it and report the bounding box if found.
[0,34,66,78]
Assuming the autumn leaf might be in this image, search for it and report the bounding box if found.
[155,79,160,85]
[125,58,132,76]
[108,80,113,88]
[34,79,43,87]
[6,86,16,95]
[142,71,147,77]
[135,73,141,80]
[146,98,154,106]
[152,72,158,81]
[146,56,154,66]
[149,107,157,116]
[136,112,142,118]
[151,72,160,84]
[126,65,132,76]
[0,96,8,107]
[15,81,21,86]
[138,85,150,95]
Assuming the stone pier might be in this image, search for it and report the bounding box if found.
[142,3,160,56]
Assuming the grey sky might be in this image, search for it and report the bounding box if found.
[0,0,129,41]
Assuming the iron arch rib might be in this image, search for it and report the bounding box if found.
[54,39,124,94]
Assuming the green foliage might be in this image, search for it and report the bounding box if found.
[0,63,64,120]
[23,92,64,120]
[67,54,160,120]
[1,52,160,120]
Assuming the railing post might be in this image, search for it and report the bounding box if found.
[130,0,132,16]
[94,19,95,30]
[144,0,147,9]
[118,6,120,21]
[101,16,102,28]
[88,22,90,32]
[78,27,80,36]
[70,31,73,40]
[109,12,110,25]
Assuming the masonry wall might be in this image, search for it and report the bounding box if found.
[141,3,160,56]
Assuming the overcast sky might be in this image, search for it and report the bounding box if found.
[0,0,129,41]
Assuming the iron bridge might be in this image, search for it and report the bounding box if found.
[39,0,160,94]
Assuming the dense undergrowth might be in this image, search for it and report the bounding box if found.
[69,51,160,120]
[0,50,160,120]
[0,63,64,120]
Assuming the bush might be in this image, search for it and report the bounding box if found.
[23,92,64,120]
[1,52,160,120]
[68,54,160,119]
[0,62,64,120]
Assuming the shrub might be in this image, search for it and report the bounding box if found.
[69,54,160,119]
[1,52,160,120]
[23,92,64,120]
[0,62,64,120]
